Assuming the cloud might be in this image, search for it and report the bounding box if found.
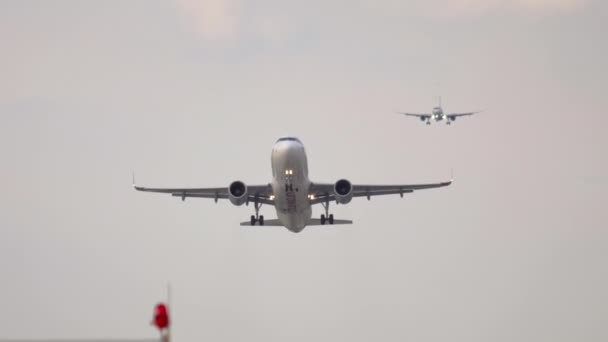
[175,0,237,41]
[172,0,589,42]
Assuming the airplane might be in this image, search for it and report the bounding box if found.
[133,137,452,233]
[397,97,480,125]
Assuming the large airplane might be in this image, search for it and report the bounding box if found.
[134,137,452,233]
[397,97,480,125]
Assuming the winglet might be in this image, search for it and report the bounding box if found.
[132,171,143,191]
[450,168,454,183]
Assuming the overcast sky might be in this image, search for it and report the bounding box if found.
[1,1,607,341]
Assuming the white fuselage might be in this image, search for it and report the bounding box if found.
[432,107,444,121]
[270,139,312,233]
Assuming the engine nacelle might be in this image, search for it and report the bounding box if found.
[228,181,248,206]
[448,116,456,121]
[334,179,353,204]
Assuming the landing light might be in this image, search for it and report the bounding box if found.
[269,195,275,200]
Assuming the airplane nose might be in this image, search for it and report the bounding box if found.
[274,141,300,156]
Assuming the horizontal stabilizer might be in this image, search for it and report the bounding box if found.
[307,218,353,226]
[239,218,353,227]
[240,219,284,226]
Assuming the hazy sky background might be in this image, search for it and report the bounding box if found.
[1,1,607,341]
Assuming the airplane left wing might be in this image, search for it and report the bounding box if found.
[308,179,452,205]
[447,111,480,118]
[134,183,274,205]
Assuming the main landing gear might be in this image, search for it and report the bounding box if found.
[249,200,264,226]
[320,200,335,225]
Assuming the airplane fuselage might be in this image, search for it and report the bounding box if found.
[270,138,312,233]
[432,107,444,121]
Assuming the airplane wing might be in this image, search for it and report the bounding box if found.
[397,112,431,119]
[308,179,452,205]
[446,111,480,118]
[134,182,275,205]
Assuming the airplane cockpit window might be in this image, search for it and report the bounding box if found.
[276,137,302,143]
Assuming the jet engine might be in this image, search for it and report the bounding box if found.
[334,179,353,204]
[228,181,248,206]
[448,116,456,121]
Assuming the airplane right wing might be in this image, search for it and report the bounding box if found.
[397,112,431,119]
[134,182,275,205]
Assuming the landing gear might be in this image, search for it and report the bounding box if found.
[320,201,335,225]
[249,199,264,225]
[426,120,431,125]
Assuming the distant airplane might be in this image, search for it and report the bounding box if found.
[134,137,452,233]
[397,97,480,125]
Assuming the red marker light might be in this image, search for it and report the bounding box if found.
[152,303,169,330]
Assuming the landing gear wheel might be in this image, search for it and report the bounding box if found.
[329,214,334,225]
[249,199,264,226]
[320,214,326,225]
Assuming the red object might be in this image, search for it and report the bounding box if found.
[152,303,170,330]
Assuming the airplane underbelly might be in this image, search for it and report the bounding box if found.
[273,181,311,231]
[270,141,311,231]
